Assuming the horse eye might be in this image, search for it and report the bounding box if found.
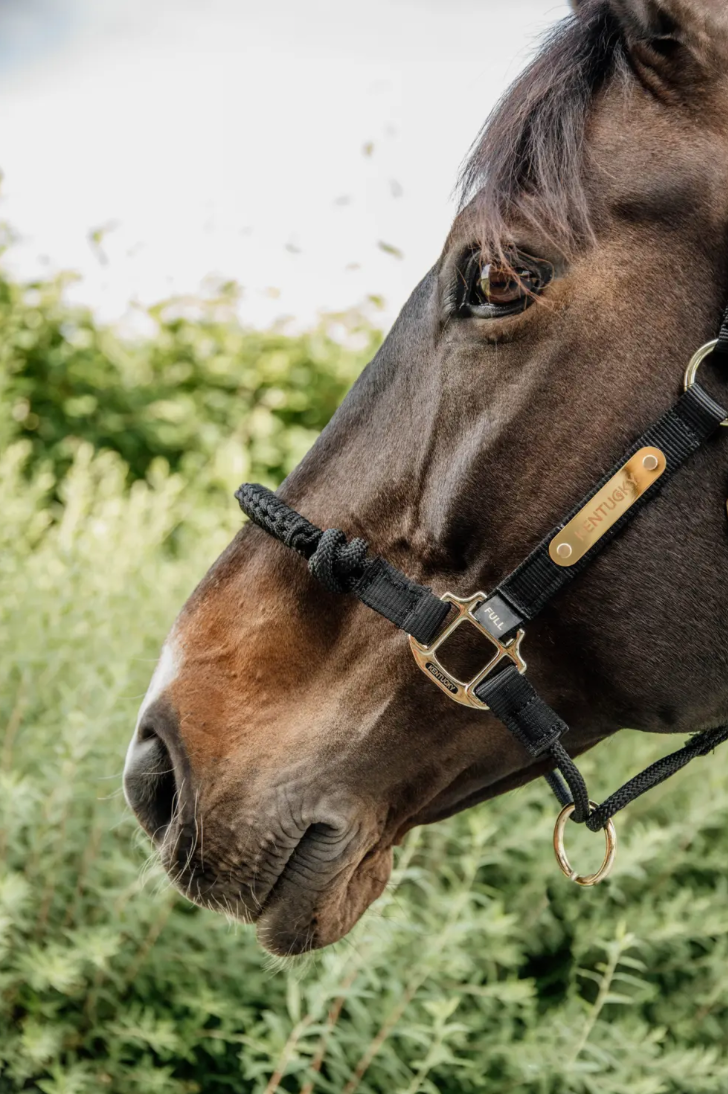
[459,251,553,318]
[479,264,535,304]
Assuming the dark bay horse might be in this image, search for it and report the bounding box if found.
[124,0,728,954]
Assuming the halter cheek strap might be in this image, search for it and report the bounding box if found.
[235,328,728,887]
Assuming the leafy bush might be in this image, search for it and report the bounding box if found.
[4,450,728,1093]
[0,259,380,491]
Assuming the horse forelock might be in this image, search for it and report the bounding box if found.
[458,1,627,263]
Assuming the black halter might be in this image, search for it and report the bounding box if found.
[235,312,728,886]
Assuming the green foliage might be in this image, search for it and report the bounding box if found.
[0,263,379,491]
[2,263,728,1093]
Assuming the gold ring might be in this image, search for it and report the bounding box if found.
[553,801,617,887]
[684,339,728,427]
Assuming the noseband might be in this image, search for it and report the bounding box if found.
[236,316,728,887]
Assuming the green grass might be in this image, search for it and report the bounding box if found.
[3,442,728,1094]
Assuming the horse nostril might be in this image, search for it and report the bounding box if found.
[137,717,161,744]
[124,702,185,842]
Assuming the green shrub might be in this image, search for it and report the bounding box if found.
[0,258,380,491]
[4,445,728,1093]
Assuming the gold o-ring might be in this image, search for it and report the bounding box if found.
[553,801,617,887]
[684,339,728,427]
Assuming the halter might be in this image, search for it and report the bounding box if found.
[236,311,728,887]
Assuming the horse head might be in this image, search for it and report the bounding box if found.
[124,0,728,954]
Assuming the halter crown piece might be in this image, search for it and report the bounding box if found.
[236,307,728,887]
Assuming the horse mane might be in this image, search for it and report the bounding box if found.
[458,1,628,262]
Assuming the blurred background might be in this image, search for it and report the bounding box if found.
[4,2,728,1093]
[0,0,568,329]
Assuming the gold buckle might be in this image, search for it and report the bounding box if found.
[684,339,728,427]
[408,592,526,709]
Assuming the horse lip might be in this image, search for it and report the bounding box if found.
[160,830,303,923]
[256,825,358,912]
[253,834,393,955]
[159,817,367,934]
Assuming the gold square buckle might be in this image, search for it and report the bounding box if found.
[408,592,526,709]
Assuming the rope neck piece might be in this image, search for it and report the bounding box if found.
[236,320,728,887]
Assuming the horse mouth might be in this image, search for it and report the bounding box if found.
[160,822,393,955]
[254,837,394,955]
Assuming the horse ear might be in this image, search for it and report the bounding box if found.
[607,0,728,86]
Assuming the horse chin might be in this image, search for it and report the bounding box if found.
[253,768,528,956]
[160,825,394,955]
[254,766,536,956]
[255,844,394,956]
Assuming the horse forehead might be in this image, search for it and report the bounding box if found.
[588,80,728,219]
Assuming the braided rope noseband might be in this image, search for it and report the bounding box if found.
[235,483,369,594]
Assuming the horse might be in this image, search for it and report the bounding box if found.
[124,0,728,956]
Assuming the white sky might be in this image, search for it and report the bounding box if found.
[0,0,570,330]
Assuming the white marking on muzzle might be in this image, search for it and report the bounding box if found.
[124,637,183,810]
[136,637,182,728]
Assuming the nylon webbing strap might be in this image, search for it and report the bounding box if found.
[351,558,451,643]
[475,667,593,823]
[487,384,728,635]
[235,484,450,645]
[475,665,567,756]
